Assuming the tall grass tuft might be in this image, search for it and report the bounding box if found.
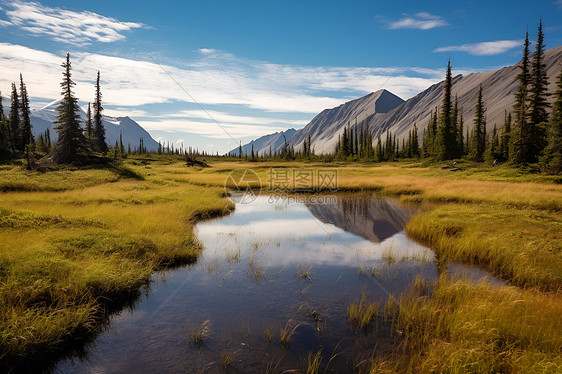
[348,292,380,331]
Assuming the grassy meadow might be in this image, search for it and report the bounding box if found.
[0,155,560,372]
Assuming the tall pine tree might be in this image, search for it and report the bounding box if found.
[8,83,20,154]
[525,19,549,163]
[528,20,550,126]
[469,85,486,161]
[53,53,87,163]
[511,30,531,164]
[93,71,108,154]
[0,92,10,160]
[500,110,511,161]
[85,102,93,148]
[19,74,34,153]
[435,60,458,160]
[540,67,562,173]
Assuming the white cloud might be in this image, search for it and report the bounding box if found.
[387,12,448,30]
[434,40,522,56]
[2,1,145,45]
[198,48,216,54]
[139,119,288,139]
[0,43,447,138]
[163,110,308,127]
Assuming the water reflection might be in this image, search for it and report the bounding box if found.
[54,193,501,374]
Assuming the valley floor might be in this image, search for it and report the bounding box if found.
[0,156,560,372]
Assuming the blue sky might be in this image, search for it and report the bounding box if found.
[1,0,561,153]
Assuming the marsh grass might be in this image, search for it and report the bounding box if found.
[0,158,233,364]
[219,349,239,368]
[188,320,212,346]
[280,321,300,348]
[384,276,562,372]
[348,292,380,331]
[295,265,312,280]
[2,157,561,371]
[264,325,274,344]
[306,350,323,374]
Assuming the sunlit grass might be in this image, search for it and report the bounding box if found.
[383,277,562,373]
[348,291,380,331]
[1,156,561,371]
[0,157,233,361]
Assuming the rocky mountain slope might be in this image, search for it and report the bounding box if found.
[228,128,297,156]
[238,45,562,155]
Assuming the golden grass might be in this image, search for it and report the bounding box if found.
[383,277,562,373]
[348,291,380,331]
[1,156,561,372]
[0,157,233,362]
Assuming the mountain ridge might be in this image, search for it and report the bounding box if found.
[236,45,562,155]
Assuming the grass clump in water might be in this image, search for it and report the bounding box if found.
[188,319,212,346]
[279,321,299,348]
[348,291,380,331]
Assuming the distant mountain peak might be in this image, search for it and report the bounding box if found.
[236,45,562,156]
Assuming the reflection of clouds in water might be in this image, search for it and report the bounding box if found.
[197,196,433,267]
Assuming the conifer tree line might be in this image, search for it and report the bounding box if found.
[419,20,560,172]
[0,53,113,165]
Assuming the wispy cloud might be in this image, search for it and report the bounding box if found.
[386,12,449,30]
[434,39,522,56]
[1,1,145,45]
[0,43,447,138]
[556,0,562,8]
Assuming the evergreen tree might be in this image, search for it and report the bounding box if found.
[511,30,531,164]
[8,82,20,154]
[485,124,500,163]
[458,112,465,156]
[46,128,52,150]
[469,85,486,161]
[93,71,108,154]
[36,133,46,154]
[251,143,255,161]
[120,131,125,156]
[435,60,458,160]
[53,53,87,163]
[528,20,550,126]
[19,74,34,154]
[412,124,420,157]
[375,135,383,161]
[540,67,562,173]
[0,92,10,160]
[525,20,549,162]
[500,111,512,161]
[85,102,93,147]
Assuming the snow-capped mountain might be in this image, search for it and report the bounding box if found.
[28,100,159,151]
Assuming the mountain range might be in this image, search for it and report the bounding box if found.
[231,45,562,155]
[2,99,159,151]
